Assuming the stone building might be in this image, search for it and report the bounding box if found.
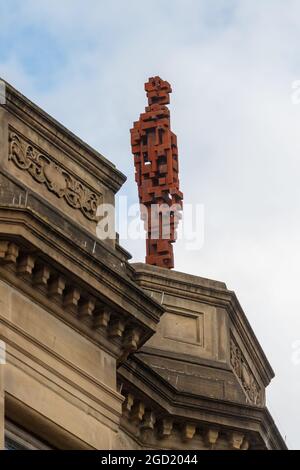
[0,80,286,450]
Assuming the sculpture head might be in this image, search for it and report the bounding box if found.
[144,76,172,106]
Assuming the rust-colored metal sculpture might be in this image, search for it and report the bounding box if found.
[130,76,183,269]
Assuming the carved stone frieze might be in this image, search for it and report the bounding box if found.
[230,335,262,405]
[8,131,102,221]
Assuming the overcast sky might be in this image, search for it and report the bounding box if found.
[1,0,300,448]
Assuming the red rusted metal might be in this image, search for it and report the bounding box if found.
[130,77,183,269]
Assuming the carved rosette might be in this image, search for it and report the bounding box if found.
[230,335,262,406]
[8,131,102,221]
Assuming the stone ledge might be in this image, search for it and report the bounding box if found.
[118,356,287,450]
[131,263,274,387]
[1,79,126,194]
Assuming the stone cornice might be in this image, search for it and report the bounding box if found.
[1,79,126,193]
[0,217,160,327]
[131,263,274,386]
[0,172,163,326]
[0,206,164,363]
[1,170,128,267]
[118,355,287,450]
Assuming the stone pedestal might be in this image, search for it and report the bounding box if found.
[117,263,286,450]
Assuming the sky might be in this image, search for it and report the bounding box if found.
[1,0,300,449]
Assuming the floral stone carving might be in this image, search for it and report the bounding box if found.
[230,335,262,405]
[8,131,102,221]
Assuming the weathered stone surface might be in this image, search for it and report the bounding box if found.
[0,80,163,449]
[131,263,270,406]
[0,81,125,245]
[0,79,286,450]
[117,263,285,449]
